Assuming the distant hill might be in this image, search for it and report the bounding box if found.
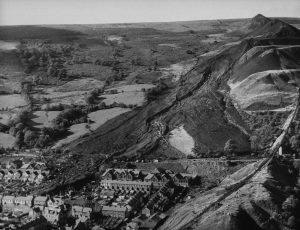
[249,14,271,29]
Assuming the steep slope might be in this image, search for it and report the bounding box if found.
[249,14,271,29]
[65,15,300,159]
[249,18,300,38]
[161,158,300,230]
[230,69,300,110]
[65,41,251,157]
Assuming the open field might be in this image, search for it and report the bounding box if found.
[0,94,27,109]
[0,133,15,148]
[32,111,60,128]
[0,40,20,51]
[55,78,105,92]
[53,107,131,148]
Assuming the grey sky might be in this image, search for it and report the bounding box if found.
[0,0,300,25]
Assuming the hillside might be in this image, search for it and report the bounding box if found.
[65,15,300,159]
[160,158,300,230]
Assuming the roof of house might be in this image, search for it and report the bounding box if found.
[102,180,152,186]
[34,196,48,203]
[15,196,33,202]
[2,196,15,200]
[65,198,89,207]
[82,207,92,212]
[72,205,83,212]
[144,173,155,180]
[102,205,127,212]
[100,189,115,196]
[21,163,31,169]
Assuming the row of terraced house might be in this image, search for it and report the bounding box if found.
[100,167,195,191]
[0,195,92,225]
[0,162,50,184]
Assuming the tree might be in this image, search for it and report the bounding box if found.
[24,130,37,146]
[287,216,296,228]
[290,135,300,152]
[14,131,24,149]
[9,126,17,136]
[224,139,237,154]
[14,109,31,124]
[250,135,260,151]
[85,94,95,105]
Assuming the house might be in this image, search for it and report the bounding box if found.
[102,205,129,218]
[2,196,15,212]
[99,189,115,199]
[28,171,38,183]
[142,207,153,217]
[36,171,49,184]
[72,206,92,220]
[20,163,34,170]
[140,213,164,230]
[47,197,64,208]
[144,173,169,189]
[101,180,152,193]
[13,204,31,214]
[127,191,144,211]
[4,170,14,181]
[102,169,116,180]
[43,206,62,224]
[20,171,30,182]
[126,221,140,230]
[34,196,48,209]
[14,196,33,207]
[34,162,47,170]
[102,168,144,181]
[13,170,22,180]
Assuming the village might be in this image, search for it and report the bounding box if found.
[0,157,198,230]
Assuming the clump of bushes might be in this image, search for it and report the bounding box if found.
[145,81,169,101]
[53,108,87,129]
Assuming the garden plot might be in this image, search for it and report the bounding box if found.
[34,88,89,106]
[32,111,60,128]
[103,84,155,106]
[0,94,27,109]
[0,77,22,94]
[0,133,15,148]
[55,78,105,92]
[0,112,15,125]
[53,107,131,148]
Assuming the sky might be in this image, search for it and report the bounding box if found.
[0,0,300,26]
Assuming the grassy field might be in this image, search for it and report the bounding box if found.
[53,107,131,148]
[32,111,61,128]
[0,133,15,148]
[0,94,27,109]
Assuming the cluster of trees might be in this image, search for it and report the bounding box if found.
[281,195,299,228]
[285,121,300,155]
[7,109,37,148]
[52,108,88,129]
[244,111,287,151]
[85,88,104,105]
[145,81,169,101]
[19,44,73,79]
